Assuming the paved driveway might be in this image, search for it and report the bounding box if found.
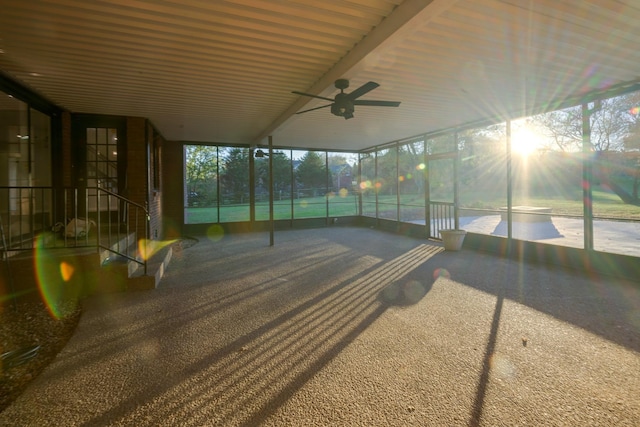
[457,215,640,257]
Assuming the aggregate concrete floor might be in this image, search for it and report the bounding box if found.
[1,227,639,426]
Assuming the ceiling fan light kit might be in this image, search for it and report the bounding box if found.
[293,79,400,119]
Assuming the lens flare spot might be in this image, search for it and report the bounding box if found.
[375,182,382,189]
[416,163,426,170]
[630,106,640,115]
[490,353,517,380]
[299,200,308,208]
[34,234,82,320]
[60,262,74,282]
[433,268,451,279]
[339,188,349,197]
[403,279,426,304]
[398,176,405,182]
[138,239,177,261]
[207,224,225,242]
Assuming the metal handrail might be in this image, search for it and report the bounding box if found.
[0,186,149,275]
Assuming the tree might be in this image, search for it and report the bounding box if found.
[295,151,328,196]
[220,147,250,203]
[531,92,640,204]
[376,148,397,195]
[622,95,640,200]
[533,106,583,152]
[185,145,217,206]
[398,142,425,195]
[255,152,292,197]
[533,94,640,153]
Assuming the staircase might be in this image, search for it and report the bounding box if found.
[0,186,172,311]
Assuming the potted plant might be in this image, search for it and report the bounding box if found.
[439,229,467,251]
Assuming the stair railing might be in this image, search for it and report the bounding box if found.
[0,186,149,275]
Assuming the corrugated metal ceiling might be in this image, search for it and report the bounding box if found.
[1,0,639,151]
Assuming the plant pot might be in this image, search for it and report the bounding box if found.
[439,229,467,251]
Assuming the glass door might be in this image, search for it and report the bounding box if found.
[427,154,456,239]
[72,115,126,224]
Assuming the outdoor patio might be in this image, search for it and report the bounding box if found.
[459,215,640,257]
[1,227,638,426]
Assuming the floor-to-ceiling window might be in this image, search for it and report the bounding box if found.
[398,139,426,224]
[255,149,293,221]
[219,147,250,222]
[376,147,398,221]
[508,111,583,248]
[292,150,327,219]
[0,91,52,241]
[327,151,358,217]
[588,91,640,255]
[184,144,359,225]
[184,145,219,224]
[360,151,376,218]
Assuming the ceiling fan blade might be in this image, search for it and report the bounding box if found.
[347,81,379,100]
[353,100,401,107]
[295,104,333,114]
[292,91,335,102]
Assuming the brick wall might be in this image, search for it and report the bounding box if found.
[126,117,152,240]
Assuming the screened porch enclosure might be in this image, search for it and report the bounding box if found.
[184,85,640,259]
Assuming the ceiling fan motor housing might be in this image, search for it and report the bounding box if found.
[331,93,354,118]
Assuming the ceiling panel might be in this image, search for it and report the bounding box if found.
[1,0,639,151]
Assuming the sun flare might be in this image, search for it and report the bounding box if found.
[511,126,542,157]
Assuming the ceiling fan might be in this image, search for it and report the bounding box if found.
[292,79,401,119]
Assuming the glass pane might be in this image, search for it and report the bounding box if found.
[254,150,292,221]
[360,152,376,218]
[254,150,269,221]
[255,149,293,221]
[7,100,28,187]
[97,128,107,144]
[273,149,293,220]
[30,108,51,187]
[328,151,358,217]
[219,147,249,222]
[184,145,219,224]
[108,128,118,145]
[86,128,96,144]
[0,94,29,231]
[293,150,327,219]
[511,108,583,248]
[590,92,640,256]
[458,124,508,237]
[377,147,397,220]
[108,146,118,162]
[399,140,425,223]
[427,133,455,155]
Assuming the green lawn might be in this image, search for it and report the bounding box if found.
[185,188,640,224]
[185,195,359,224]
[461,187,640,219]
